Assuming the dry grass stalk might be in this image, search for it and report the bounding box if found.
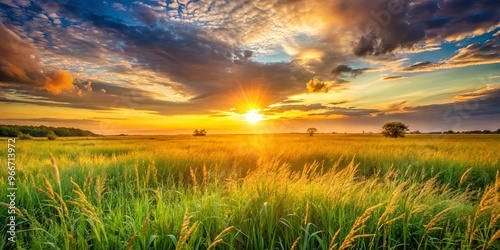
[487,230,500,248]
[0,202,23,216]
[202,164,208,189]
[489,209,500,229]
[145,161,151,188]
[42,175,56,202]
[83,171,93,194]
[54,192,69,217]
[460,168,472,186]
[49,153,61,189]
[425,207,454,233]
[214,226,234,242]
[67,233,76,249]
[339,203,383,250]
[304,201,310,225]
[150,161,158,186]
[383,213,405,226]
[142,212,151,236]
[134,162,140,190]
[126,232,138,250]
[96,174,107,202]
[70,178,96,216]
[207,239,223,250]
[177,209,199,250]
[290,236,300,250]
[378,182,406,228]
[206,226,234,250]
[190,167,198,190]
[328,229,341,250]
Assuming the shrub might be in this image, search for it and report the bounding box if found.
[19,133,33,140]
[47,131,58,140]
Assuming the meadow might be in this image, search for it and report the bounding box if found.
[1,134,499,249]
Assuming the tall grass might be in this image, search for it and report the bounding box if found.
[0,134,499,249]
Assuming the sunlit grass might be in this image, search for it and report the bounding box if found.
[0,134,499,249]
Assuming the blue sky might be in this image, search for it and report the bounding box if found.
[0,0,499,134]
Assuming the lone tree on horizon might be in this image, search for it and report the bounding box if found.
[382,122,409,138]
[193,129,207,136]
[307,127,318,136]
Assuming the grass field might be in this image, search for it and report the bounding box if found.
[1,134,499,249]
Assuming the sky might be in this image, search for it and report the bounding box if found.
[0,0,499,135]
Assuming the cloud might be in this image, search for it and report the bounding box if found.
[382,75,406,80]
[112,3,127,11]
[0,22,74,94]
[306,78,329,93]
[1,0,499,121]
[306,78,350,94]
[384,100,408,113]
[331,65,370,78]
[350,0,500,56]
[329,100,348,105]
[402,33,500,72]
[308,106,378,117]
[44,71,74,94]
[0,22,41,83]
[264,103,327,113]
[402,61,439,72]
[455,85,500,101]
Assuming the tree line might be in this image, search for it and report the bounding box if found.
[0,125,97,138]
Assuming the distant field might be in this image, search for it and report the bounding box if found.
[1,134,499,249]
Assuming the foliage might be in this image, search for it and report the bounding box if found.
[0,124,96,137]
[18,133,33,140]
[47,131,58,140]
[306,127,318,136]
[382,121,409,138]
[193,129,207,136]
[0,134,499,249]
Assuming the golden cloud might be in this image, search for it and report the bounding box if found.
[44,71,74,95]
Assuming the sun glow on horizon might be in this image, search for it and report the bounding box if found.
[244,109,263,124]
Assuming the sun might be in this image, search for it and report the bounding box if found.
[244,109,263,124]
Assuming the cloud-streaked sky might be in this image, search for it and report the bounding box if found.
[1,0,499,134]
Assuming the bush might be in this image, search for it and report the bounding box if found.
[47,131,58,140]
[193,129,207,136]
[19,133,33,140]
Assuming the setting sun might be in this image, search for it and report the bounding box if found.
[244,109,263,124]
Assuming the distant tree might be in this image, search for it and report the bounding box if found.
[193,129,207,136]
[410,130,421,134]
[306,127,318,136]
[382,122,409,138]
